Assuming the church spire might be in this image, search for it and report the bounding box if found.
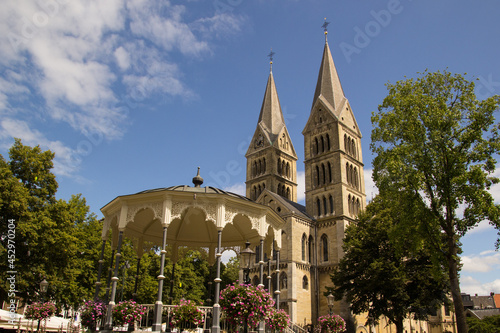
[257,60,285,143]
[312,23,346,115]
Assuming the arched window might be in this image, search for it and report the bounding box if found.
[316,198,321,216]
[286,162,290,178]
[323,196,327,216]
[356,198,360,215]
[352,139,356,158]
[354,167,358,189]
[320,136,325,153]
[328,162,332,183]
[301,234,307,261]
[348,194,352,214]
[344,134,347,152]
[253,186,257,200]
[308,235,314,263]
[302,275,309,290]
[286,187,291,199]
[277,158,282,175]
[321,234,329,262]
[329,195,334,214]
[346,163,350,185]
[321,163,326,185]
[314,137,319,155]
[262,158,266,174]
[326,134,331,151]
[315,165,320,187]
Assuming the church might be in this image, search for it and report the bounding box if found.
[243,28,365,325]
[97,28,456,333]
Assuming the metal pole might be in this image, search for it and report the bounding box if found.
[275,250,280,310]
[152,227,168,332]
[104,231,124,330]
[211,228,223,333]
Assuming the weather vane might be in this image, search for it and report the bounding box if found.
[322,18,330,33]
[268,49,275,63]
[268,48,275,71]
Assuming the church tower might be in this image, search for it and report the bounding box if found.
[302,28,366,316]
[246,59,298,202]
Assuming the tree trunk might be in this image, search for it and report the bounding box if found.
[446,235,467,333]
[395,317,404,333]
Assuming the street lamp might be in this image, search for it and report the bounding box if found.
[40,279,49,295]
[240,241,255,284]
[327,293,334,315]
[37,278,49,332]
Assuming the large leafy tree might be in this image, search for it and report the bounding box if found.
[371,70,500,333]
[0,139,102,309]
[328,195,448,333]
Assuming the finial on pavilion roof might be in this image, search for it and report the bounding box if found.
[322,18,330,42]
[192,167,204,187]
[267,48,275,72]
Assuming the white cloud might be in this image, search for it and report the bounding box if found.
[0,118,80,178]
[297,170,305,203]
[461,251,500,273]
[460,275,500,295]
[127,0,209,56]
[114,46,130,70]
[191,13,246,39]
[224,182,246,196]
[364,168,378,203]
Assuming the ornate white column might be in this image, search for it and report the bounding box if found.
[275,250,281,310]
[152,226,168,332]
[152,199,172,332]
[104,229,124,330]
[211,227,223,333]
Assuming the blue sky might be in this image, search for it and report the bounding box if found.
[1,0,500,296]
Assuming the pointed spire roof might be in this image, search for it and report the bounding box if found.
[257,71,285,143]
[312,39,346,114]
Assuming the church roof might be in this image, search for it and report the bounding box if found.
[257,71,286,144]
[312,40,346,116]
[259,189,314,221]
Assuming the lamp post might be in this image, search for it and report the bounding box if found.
[240,241,255,333]
[240,241,255,284]
[37,278,49,332]
[327,293,334,315]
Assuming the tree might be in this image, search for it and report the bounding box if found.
[371,70,500,333]
[0,139,102,309]
[328,196,448,333]
[466,315,500,333]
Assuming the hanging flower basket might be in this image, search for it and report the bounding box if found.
[112,300,145,327]
[220,283,275,330]
[170,299,204,331]
[314,314,346,333]
[24,302,56,321]
[80,300,106,330]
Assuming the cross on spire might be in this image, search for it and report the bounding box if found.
[322,18,330,42]
[268,48,275,72]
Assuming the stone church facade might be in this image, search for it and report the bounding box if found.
[244,33,365,326]
[243,34,456,333]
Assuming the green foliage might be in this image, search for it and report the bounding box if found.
[466,315,500,333]
[371,70,500,333]
[0,139,102,308]
[329,195,448,333]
